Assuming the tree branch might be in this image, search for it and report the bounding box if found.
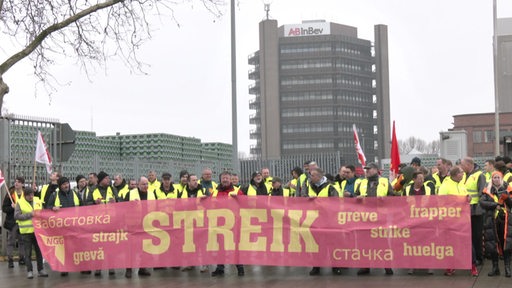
[0,0,124,75]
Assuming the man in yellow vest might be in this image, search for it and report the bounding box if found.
[113,174,130,200]
[461,157,486,276]
[483,159,496,182]
[174,170,189,196]
[438,165,470,276]
[306,167,340,276]
[92,171,117,276]
[433,158,452,194]
[199,168,218,196]
[261,167,273,185]
[157,172,177,199]
[124,177,156,278]
[92,171,117,205]
[211,171,244,277]
[47,177,83,276]
[37,171,60,209]
[74,175,93,205]
[231,173,241,188]
[244,171,269,196]
[182,174,206,198]
[47,177,82,210]
[2,176,26,268]
[269,177,285,196]
[147,170,161,192]
[355,162,394,276]
[14,188,48,279]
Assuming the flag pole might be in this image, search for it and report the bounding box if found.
[33,158,37,188]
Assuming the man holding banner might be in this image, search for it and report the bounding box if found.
[355,162,394,276]
[306,167,340,276]
[211,171,245,277]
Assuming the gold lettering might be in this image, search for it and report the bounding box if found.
[173,210,204,253]
[206,209,235,251]
[288,210,319,253]
[239,209,267,251]
[142,212,170,255]
[270,209,285,252]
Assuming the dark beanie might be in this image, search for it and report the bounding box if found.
[97,171,109,183]
[75,174,86,183]
[58,177,70,187]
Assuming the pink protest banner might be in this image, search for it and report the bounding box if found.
[33,195,471,272]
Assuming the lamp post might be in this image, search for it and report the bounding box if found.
[493,0,500,156]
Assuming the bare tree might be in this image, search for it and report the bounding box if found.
[0,0,224,113]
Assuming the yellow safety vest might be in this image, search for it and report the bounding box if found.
[308,184,333,198]
[505,172,512,184]
[128,188,159,201]
[17,197,42,234]
[148,179,161,193]
[465,171,483,205]
[116,184,130,199]
[432,173,448,194]
[438,177,468,196]
[54,190,80,207]
[289,178,297,196]
[247,184,269,196]
[92,186,116,203]
[182,186,205,198]
[198,180,218,196]
[357,178,390,197]
[405,184,432,196]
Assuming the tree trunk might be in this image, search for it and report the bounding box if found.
[0,75,9,114]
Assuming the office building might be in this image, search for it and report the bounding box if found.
[248,18,390,164]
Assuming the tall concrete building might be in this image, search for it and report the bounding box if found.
[248,19,390,164]
[497,18,512,112]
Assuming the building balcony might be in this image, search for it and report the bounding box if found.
[249,113,261,125]
[248,68,259,80]
[250,144,261,155]
[249,95,260,110]
[249,82,260,94]
[249,129,261,140]
[248,51,259,65]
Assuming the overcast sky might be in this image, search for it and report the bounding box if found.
[2,0,512,155]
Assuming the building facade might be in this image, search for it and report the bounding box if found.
[248,19,390,165]
[0,116,233,185]
[497,18,512,113]
[450,112,512,157]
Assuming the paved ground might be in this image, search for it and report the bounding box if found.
[1,259,512,288]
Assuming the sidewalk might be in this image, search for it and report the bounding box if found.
[0,261,509,288]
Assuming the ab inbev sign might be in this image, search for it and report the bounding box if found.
[285,22,330,37]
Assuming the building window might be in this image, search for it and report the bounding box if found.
[484,130,494,143]
[473,131,482,143]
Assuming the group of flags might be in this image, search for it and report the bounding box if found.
[353,121,401,175]
[0,131,52,189]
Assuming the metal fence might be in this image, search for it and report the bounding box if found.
[239,152,344,185]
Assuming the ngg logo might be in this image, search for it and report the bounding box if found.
[45,236,64,246]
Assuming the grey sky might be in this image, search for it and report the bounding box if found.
[3,0,512,155]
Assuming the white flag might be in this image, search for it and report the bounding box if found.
[353,124,366,166]
[35,130,53,174]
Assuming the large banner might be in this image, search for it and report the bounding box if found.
[33,195,471,272]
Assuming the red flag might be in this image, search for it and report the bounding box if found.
[0,169,5,188]
[35,130,53,174]
[353,124,366,166]
[390,121,401,175]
